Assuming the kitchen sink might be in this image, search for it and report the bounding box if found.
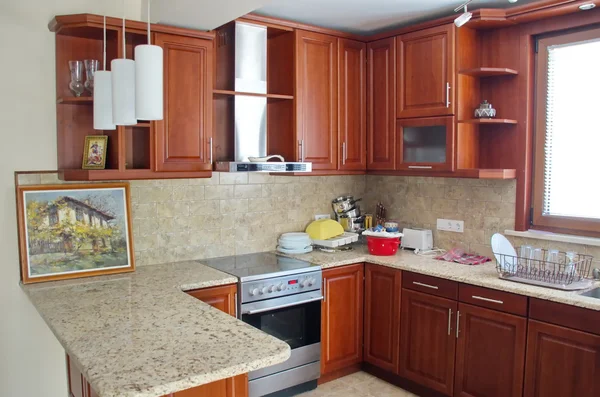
[580,287,600,299]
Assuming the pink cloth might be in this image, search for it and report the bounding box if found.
[435,248,491,265]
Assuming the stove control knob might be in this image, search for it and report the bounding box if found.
[268,285,276,293]
[277,283,286,291]
[260,286,268,295]
[249,288,259,296]
[308,278,316,287]
[301,279,309,288]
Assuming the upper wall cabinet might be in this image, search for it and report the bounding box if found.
[338,39,367,171]
[154,33,214,172]
[367,37,396,171]
[397,24,456,119]
[295,30,339,171]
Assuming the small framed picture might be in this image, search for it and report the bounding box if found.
[82,135,108,170]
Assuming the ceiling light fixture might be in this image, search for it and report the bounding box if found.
[112,0,137,126]
[135,0,163,121]
[508,0,518,4]
[93,16,116,130]
[454,0,473,27]
[579,3,596,10]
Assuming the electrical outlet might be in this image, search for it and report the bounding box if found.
[437,218,465,233]
[315,214,331,220]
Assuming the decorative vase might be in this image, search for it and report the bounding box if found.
[474,100,497,119]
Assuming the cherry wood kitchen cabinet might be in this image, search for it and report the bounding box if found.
[363,264,401,373]
[455,303,527,397]
[367,37,396,170]
[338,39,366,171]
[396,24,455,119]
[396,116,455,172]
[399,288,457,396]
[186,284,237,316]
[524,320,600,397]
[321,263,364,378]
[295,30,339,171]
[154,33,214,172]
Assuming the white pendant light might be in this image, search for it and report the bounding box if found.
[135,0,163,120]
[93,16,116,130]
[111,0,137,126]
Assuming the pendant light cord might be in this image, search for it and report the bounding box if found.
[122,0,126,59]
[103,16,106,70]
[147,0,151,45]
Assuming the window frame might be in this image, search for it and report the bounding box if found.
[533,27,600,236]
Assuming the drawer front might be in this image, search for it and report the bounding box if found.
[459,284,528,316]
[530,298,600,336]
[402,272,458,300]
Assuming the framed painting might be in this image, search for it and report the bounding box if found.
[16,183,135,284]
[82,136,108,170]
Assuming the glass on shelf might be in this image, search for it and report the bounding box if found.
[68,60,85,97]
[84,59,99,94]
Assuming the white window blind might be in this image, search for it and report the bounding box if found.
[541,37,600,220]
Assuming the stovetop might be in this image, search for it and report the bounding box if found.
[200,252,320,283]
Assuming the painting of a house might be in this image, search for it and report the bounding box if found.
[17,183,134,283]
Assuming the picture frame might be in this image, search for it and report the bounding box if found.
[16,182,135,284]
[82,135,108,170]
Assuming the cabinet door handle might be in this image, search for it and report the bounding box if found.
[408,166,433,169]
[323,278,327,303]
[234,292,238,318]
[456,310,461,338]
[446,82,451,108]
[472,295,504,305]
[342,142,347,165]
[412,281,439,290]
[208,137,213,164]
[298,139,305,162]
[448,308,452,336]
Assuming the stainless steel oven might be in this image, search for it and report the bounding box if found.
[240,268,323,397]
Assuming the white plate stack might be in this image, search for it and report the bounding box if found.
[277,233,313,254]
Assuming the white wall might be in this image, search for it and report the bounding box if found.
[0,2,141,396]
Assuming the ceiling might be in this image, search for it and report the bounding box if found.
[255,0,536,35]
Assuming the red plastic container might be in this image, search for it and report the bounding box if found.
[366,236,401,256]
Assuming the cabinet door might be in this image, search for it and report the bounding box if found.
[186,284,237,317]
[396,116,455,172]
[67,355,85,397]
[364,264,401,374]
[338,39,366,171]
[400,288,456,396]
[321,263,364,375]
[524,320,600,397]
[455,303,526,397]
[367,37,396,170]
[296,30,338,170]
[397,24,455,119]
[154,33,213,172]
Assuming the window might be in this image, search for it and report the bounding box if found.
[49,208,59,226]
[533,27,600,235]
[75,207,84,222]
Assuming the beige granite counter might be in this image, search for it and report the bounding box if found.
[21,261,291,397]
[282,245,600,311]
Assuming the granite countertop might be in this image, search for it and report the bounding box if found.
[21,261,291,397]
[281,245,600,311]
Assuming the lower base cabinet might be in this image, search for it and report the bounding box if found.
[524,319,600,397]
[455,303,526,397]
[321,263,364,377]
[399,288,457,396]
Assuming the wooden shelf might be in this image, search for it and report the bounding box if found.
[132,122,151,127]
[59,169,212,181]
[459,118,518,125]
[57,97,93,104]
[458,67,519,77]
[213,89,294,101]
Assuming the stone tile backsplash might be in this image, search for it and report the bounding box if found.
[17,172,599,268]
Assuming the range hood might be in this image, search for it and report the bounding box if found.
[214,22,311,173]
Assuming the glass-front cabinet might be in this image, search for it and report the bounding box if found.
[396,116,455,171]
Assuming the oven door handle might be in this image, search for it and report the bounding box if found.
[241,296,324,315]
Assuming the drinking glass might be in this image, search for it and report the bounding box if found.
[68,61,84,97]
[84,59,99,94]
[565,251,577,275]
[520,245,532,270]
[532,248,544,270]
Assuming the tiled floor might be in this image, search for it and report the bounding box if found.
[298,371,418,397]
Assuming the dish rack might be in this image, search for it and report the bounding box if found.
[494,250,594,291]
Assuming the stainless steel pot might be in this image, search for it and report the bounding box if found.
[336,206,361,219]
[338,215,365,233]
[332,196,362,214]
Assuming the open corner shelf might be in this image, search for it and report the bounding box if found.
[213,89,294,101]
[458,67,519,77]
[57,97,93,104]
[59,168,212,181]
[459,118,517,125]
